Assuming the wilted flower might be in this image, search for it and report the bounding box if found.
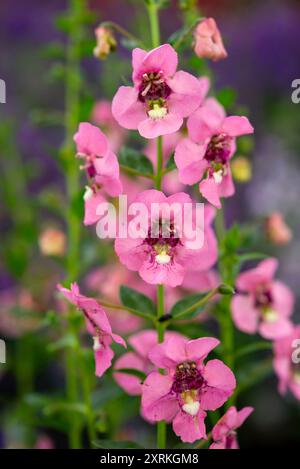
[93,26,117,60]
[193,18,228,61]
[38,227,66,256]
[231,156,252,183]
[175,98,254,208]
[141,336,236,443]
[273,324,300,400]
[232,258,294,339]
[57,283,126,377]
[112,44,205,139]
[265,212,292,246]
[114,190,217,287]
[210,406,253,449]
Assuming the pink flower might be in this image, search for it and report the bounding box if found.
[273,324,300,400]
[210,406,253,449]
[193,18,228,62]
[265,212,292,246]
[92,100,126,152]
[114,190,217,287]
[57,283,126,377]
[74,122,122,225]
[112,44,205,139]
[175,98,254,208]
[232,258,294,339]
[141,336,236,443]
[182,269,219,292]
[114,330,185,395]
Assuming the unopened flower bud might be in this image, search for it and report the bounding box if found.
[39,227,66,257]
[265,212,292,246]
[193,18,227,62]
[93,26,117,60]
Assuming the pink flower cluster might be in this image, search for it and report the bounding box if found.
[58,18,300,450]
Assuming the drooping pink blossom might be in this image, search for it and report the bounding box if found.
[273,324,300,400]
[114,190,218,287]
[193,18,228,62]
[210,406,253,449]
[114,330,185,396]
[231,258,294,339]
[57,283,126,377]
[174,98,254,208]
[74,122,122,225]
[112,44,205,139]
[141,336,236,443]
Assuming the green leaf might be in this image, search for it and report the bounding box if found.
[93,439,144,449]
[235,358,273,396]
[120,285,156,316]
[47,333,78,353]
[165,152,176,172]
[235,341,272,360]
[115,368,146,381]
[43,401,88,417]
[119,147,154,178]
[237,252,268,265]
[170,292,206,320]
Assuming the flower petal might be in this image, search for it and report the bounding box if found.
[231,294,259,334]
[138,113,183,139]
[141,371,178,422]
[172,409,207,443]
[112,86,145,129]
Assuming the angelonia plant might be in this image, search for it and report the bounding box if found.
[55,0,299,450]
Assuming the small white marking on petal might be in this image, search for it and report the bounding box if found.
[93,336,102,351]
[213,169,223,184]
[155,253,171,264]
[84,186,93,201]
[148,105,168,120]
[264,309,278,323]
[182,401,200,417]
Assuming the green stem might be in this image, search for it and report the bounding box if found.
[147,0,166,450]
[97,300,156,323]
[147,1,160,48]
[171,287,220,322]
[62,0,86,448]
[156,284,166,449]
[80,353,96,447]
[65,333,81,448]
[173,17,203,50]
[215,207,235,407]
[101,21,146,48]
[155,136,163,190]
[157,284,165,342]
